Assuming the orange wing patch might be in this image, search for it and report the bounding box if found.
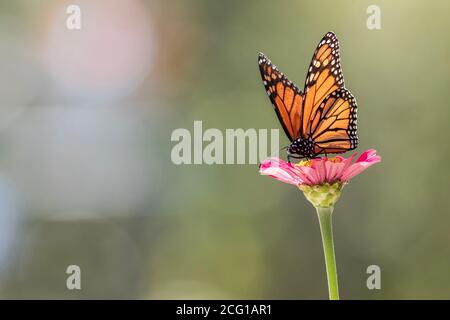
[258,53,304,141]
[302,32,345,138]
[311,88,358,154]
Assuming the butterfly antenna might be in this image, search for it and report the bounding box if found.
[267,147,285,159]
[279,145,290,162]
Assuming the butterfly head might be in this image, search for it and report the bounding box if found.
[287,137,316,159]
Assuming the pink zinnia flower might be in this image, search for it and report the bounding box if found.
[259,149,381,208]
[260,149,381,187]
[259,149,381,300]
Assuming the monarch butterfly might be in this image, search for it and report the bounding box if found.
[258,31,358,161]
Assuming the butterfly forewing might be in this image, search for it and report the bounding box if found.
[258,53,304,142]
[302,32,345,139]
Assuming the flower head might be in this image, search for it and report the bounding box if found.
[259,149,381,207]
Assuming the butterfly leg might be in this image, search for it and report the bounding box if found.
[311,145,325,159]
[287,153,303,163]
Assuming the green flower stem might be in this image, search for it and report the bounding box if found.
[316,206,339,300]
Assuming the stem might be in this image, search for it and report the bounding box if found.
[316,206,339,300]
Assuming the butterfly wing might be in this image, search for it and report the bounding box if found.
[258,53,304,142]
[310,88,358,155]
[302,32,345,139]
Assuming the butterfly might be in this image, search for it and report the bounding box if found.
[258,31,358,161]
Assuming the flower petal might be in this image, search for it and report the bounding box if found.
[341,150,381,181]
[325,160,345,183]
[295,165,317,185]
[355,149,379,163]
[311,159,327,184]
[260,158,305,185]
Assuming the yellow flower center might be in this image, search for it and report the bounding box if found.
[295,160,312,167]
[327,157,343,163]
[294,157,342,167]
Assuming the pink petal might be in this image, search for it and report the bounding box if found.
[260,158,304,185]
[355,149,379,163]
[298,165,320,185]
[341,150,381,181]
[311,159,327,184]
[325,161,345,183]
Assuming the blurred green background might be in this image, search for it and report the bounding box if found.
[0,0,449,299]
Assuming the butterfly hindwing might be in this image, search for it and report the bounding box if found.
[311,88,358,154]
[258,53,303,142]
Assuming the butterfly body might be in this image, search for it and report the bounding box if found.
[288,137,315,159]
[258,32,358,160]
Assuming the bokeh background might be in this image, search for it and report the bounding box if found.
[0,0,448,299]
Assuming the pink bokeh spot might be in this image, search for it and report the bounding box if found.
[259,149,381,186]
